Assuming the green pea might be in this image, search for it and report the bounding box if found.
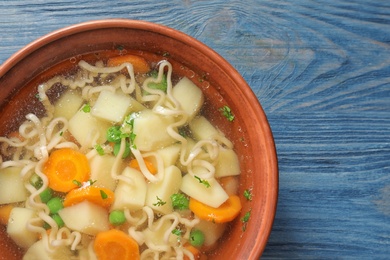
[47,197,64,214]
[109,210,126,226]
[39,188,53,204]
[51,214,64,228]
[189,229,205,247]
[113,141,131,159]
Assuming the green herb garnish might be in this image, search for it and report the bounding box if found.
[106,126,122,143]
[88,179,97,186]
[244,189,253,201]
[100,190,108,199]
[171,228,182,236]
[171,193,189,210]
[95,144,105,155]
[82,103,91,113]
[241,210,251,231]
[146,70,167,93]
[72,180,82,187]
[194,176,211,188]
[220,105,235,122]
[153,196,166,207]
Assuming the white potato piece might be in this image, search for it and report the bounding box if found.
[58,201,109,236]
[146,165,182,214]
[132,109,176,151]
[68,104,111,147]
[89,154,119,191]
[155,143,181,167]
[194,220,227,248]
[180,174,229,208]
[189,116,219,141]
[172,77,204,121]
[7,207,40,248]
[91,90,132,123]
[214,148,240,178]
[0,167,28,204]
[53,89,84,120]
[23,240,72,260]
[110,167,147,211]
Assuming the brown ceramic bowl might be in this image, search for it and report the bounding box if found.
[0,19,278,259]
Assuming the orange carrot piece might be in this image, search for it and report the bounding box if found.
[107,54,150,74]
[189,195,242,223]
[94,229,140,260]
[43,148,90,193]
[63,186,114,209]
[0,204,14,225]
[129,158,157,175]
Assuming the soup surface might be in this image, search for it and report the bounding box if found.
[0,51,242,260]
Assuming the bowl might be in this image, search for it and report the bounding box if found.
[0,19,278,259]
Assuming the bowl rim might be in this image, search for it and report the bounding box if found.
[0,19,278,258]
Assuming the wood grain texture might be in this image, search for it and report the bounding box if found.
[1,0,389,258]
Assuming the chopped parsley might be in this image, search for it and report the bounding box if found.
[100,190,108,199]
[194,176,211,188]
[72,180,82,187]
[82,103,91,113]
[35,93,42,101]
[146,70,168,93]
[73,179,96,188]
[153,196,166,207]
[95,144,105,155]
[106,126,122,143]
[241,209,251,231]
[171,228,182,236]
[171,193,189,210]
[244,189,253,201]
[220,105,235,122]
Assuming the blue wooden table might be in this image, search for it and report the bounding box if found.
[1,1,389,258]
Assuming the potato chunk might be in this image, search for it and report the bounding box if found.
[110,167,147,211]
[180,174,229,208]
[68,104,111,147]
[58,201,109,236]
[7,207,40,248]
[146,165,182,214]
[172,77,204,121]
[91,90,132,123]
[0,167,28,205]
[23,240,72,260]
[53,89,84,120]
[132,109,176,151]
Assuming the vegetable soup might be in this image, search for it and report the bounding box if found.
[0,50,242,260]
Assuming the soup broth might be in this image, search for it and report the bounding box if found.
[0,50,242,260]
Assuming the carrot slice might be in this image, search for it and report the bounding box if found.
[189,195,242,223]
[43,148,90,193]
[63,186,114,209]
[94,229,140,260]
[129,158,157,175]
[107,54,150,74]
[0,204,14,225]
